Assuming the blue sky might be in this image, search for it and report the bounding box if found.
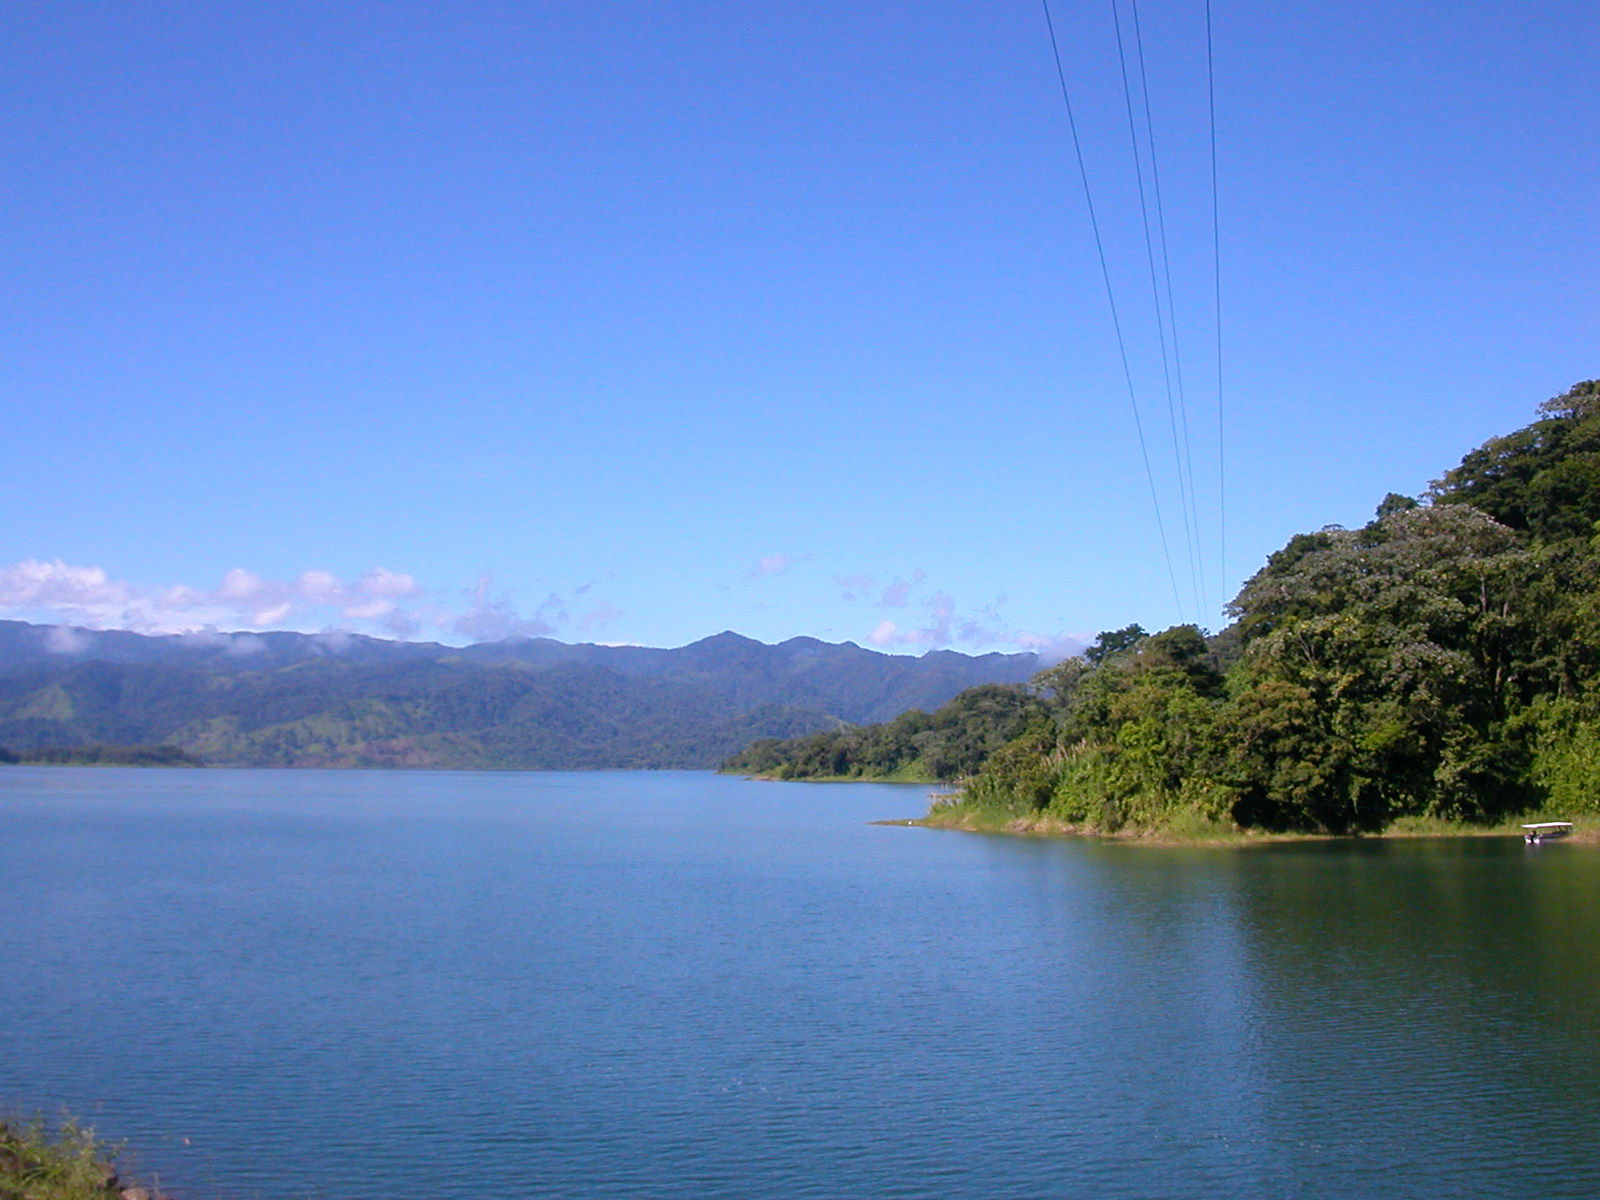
[3,0,1595,654]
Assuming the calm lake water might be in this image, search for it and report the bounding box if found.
[3,767,1599,1199]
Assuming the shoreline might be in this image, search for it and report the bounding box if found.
[730,770,939,785]
[882,809,1600,847]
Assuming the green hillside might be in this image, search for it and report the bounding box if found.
[0,630,1037,770]
[738,380,1600,835]
[724,683,1048,781]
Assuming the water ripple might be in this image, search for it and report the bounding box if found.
[2,768,1598,1199]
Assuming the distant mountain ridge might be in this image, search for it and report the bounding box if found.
[0,621,1039,769]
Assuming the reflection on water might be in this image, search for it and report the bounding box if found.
[2,768,1597,1199]
[1210,841,1600,1197]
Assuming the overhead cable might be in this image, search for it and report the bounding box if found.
[1041,0,1188,622]
[1129,0,1207,612]
[1207,0,1225,616]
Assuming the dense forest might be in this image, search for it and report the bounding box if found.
[724,683,1048,781]
[729,381,1600,834]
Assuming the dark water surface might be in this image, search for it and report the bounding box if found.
[3,767,1599,1199]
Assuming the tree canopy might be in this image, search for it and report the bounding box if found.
[737,380,1600,834]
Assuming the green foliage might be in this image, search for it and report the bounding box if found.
[722,683,1049,781]
[0,1117,125,1200]
[933,380,1600,835]
[1085,624,1148,665]
[1219,503,1537,829]
[4,744,202,767]
[956,723,1061,810]
[0,635,1036,771]
[1430,380,1600,539]
[1521,695,1600,815]
[961,625,1230,830]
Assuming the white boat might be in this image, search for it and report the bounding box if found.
[1523,821,1574,844]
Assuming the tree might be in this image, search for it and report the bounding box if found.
[1222,503,1536,826]
[1085,624,1148,665]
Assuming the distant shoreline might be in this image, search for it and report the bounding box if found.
[733,770,938,784]
[0,743,203,768]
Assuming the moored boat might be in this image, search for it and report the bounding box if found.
[1523,821,1574,844]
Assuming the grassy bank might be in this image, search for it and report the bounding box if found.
[732,764,937,784]
[910,802,1599,846]
[0,1116,167,1200]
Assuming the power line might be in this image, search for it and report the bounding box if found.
[1128,0,1207,614]
[1040,0,1187,622]
[1113,0,1203,620]
[1110,0,1204,618]
[1207,0,1225,616]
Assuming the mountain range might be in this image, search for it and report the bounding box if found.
[0,620,1039,769]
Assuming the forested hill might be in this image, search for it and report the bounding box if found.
[735,380,1600,835]
[0,626,1037,769]
[723,683,1050,782]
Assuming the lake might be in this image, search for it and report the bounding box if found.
[3,766,1598,1199]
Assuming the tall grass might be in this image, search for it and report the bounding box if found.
[0,1117,129,1200]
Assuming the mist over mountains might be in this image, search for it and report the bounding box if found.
[0,621,1039,769]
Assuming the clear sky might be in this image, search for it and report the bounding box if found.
[3,1,1595,654]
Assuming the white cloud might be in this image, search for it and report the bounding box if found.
[1016,631,1092,663]
[0,559,604,647]
[0,559,134,612]
[215,568,270,604]
[360,568,419,599]
[578,602,625,637]
[449,575,556,642]
[297,570,343,606]
[339,598,394,621]
[878,580,913,608]
[380,608,422,639]
[846,573,1084,658]
[876,570,927,609]
[44,624,92,655]
[0,556,1083,660]
[158,584,209,610]
[749,553,807,580]
[250,602,294,627]
[834,572,874,601]
[534,593,569,628]
[865,590,960,648]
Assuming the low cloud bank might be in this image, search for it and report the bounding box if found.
[0,557,1089,660]
[835,569,1087,661]
[0,559,621,647]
